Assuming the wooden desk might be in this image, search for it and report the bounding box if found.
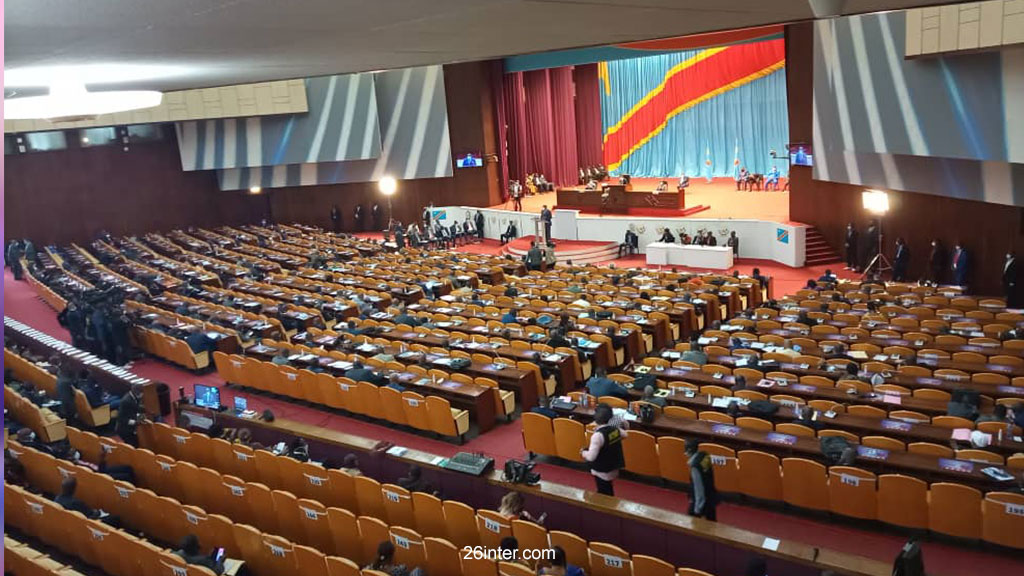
[568,406,1014,493]
[556,184,684,213]
[176,405,892,576]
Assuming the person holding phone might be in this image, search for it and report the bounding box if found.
[175,534,226,574]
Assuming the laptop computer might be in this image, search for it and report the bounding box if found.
[233,395,248,416]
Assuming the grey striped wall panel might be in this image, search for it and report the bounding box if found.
[177,73,381,170]
[217,65,452,190]
[813,11,1024,206]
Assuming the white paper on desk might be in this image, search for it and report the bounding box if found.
[386,446,408,457]
[697,337,714,345]
[762,538,780,551]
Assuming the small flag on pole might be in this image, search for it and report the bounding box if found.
[704,145,713,182]
[733,139,741,178]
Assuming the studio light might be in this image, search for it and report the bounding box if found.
[249,186,262,194]
[862,189,890,215]
[5,82,163,121]
[378,176,397,196]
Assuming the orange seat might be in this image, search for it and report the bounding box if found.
[622,430,660,478]
[656,436,691,484]
[828,467,877,520]
[587,542,632,576]
[877,475,928,529]
[781,458,828,511]
[737,450,782,501]
[982,492,1024,549]
[521,412,557,458]
[929,483,982,541]
[553,418,587,462]
[700,443,739,494]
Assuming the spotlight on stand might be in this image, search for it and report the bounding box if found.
[378,175,398,226]
[861,189,891,279]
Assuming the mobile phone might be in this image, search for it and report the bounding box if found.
[213,547,225,562]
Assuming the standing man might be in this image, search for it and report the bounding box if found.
[371,202,382,231]
[863,219,880,270]
[1003,251,1021,308]
[844,223,859,271]
[951,241,969,287]
[511,180,523,211]
[727,231,739,258]
[475,210,485,240]
[892,237,910,282]
[330,205,341,232]
[540,205,553,243]
[115,383,146,447]
[353,204,365,232]
[928,239,947,284]
[580,403,628,496]
[685,439,718,520]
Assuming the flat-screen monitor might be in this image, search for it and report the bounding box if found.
[234,395,248,413]
[456,152,483,168]
[788,143,813,166]
[194,384,221,409]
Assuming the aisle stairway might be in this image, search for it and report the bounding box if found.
[500,235,621,265]
[804,226,842,266]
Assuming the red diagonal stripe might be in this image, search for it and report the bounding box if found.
[603,39,785,170]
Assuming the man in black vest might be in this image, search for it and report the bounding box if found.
[580,403,628,496]
[685,438,718,520]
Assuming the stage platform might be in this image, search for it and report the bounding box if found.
[501,235,620,265]
[493,176,789,221]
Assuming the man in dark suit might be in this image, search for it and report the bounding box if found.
[1004,252,1022,308]
[526,242,543,271]
[371,203,382,230]
[475,210,485,240]
[892,237,910,282]
[585,367,630,400]
[115,384,145,447]
[727,231,739,257]
[54,478,100,519]
[540,206,553,242]
[394,223,406,250]
[344,360,377,383]
[659,228,675,244]
[500,222,518,245]
[353,204,365,231]
[862,219,880,270]
[844,223,859,271]
[951,241,969,286]
[330,205,341,232]
[928,239,947,284]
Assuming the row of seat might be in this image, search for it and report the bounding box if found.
[520,413,1024,547]
[212,351,471,441]
[125,421,716,575]
[6,483,222,576]
[5,347,113,428]
[133,326,211,371]
[34,428,711,576]
[4,532,90,576]
[4,384,66,442]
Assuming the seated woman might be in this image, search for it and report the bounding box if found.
[498,491,546,524]
[364,541,424,576]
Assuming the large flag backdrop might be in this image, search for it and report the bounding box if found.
[600,38,789,178]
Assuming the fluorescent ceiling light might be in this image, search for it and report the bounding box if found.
[5,64,191,88]
[4,82,163,120]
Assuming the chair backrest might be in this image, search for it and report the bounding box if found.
[380,483,415,529]
[877,474,928,529]
[441,500,480,548]
[737,450,782,501]
[982,492,1024,549]
[401,391,431,431]
[781,458,828,512]
[622,430,660,478]
[588,542,632,576]
[699,443,739,494]
[423,537,462,576]
[928,483,982,541]
[827,466,877,521]
[552,418,587,462]
[549,530,590,573]
[521,412,557,458]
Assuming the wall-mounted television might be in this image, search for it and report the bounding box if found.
[788,143,813,166]
[456,152,483,168]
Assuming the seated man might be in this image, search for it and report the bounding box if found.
[174,534,225,574]
[677,174,690,191]
[659,228,675,244]
[185,330,216,355]
[531,396,559,418]
[344,360,378,384]
[54,477,100,519]
[586,367,630,400]
[765,165,780,191]
[500,222,519,245]
[640,385,666,408]
[655,180,668,192]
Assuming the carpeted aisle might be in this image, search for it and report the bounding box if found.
[4,268,1020,576]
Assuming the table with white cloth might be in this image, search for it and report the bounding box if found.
[645,243,734,269]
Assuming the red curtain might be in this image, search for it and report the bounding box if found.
[573,64,603,169]
[549,67,579,186]
[496,65,603,188]
[491,60,511,200]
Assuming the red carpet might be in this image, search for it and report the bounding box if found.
[504,236,614,252]
[5,267,1021,576]
[558,204,711,218]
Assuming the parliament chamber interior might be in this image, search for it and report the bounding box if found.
[4,2,1024,576]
